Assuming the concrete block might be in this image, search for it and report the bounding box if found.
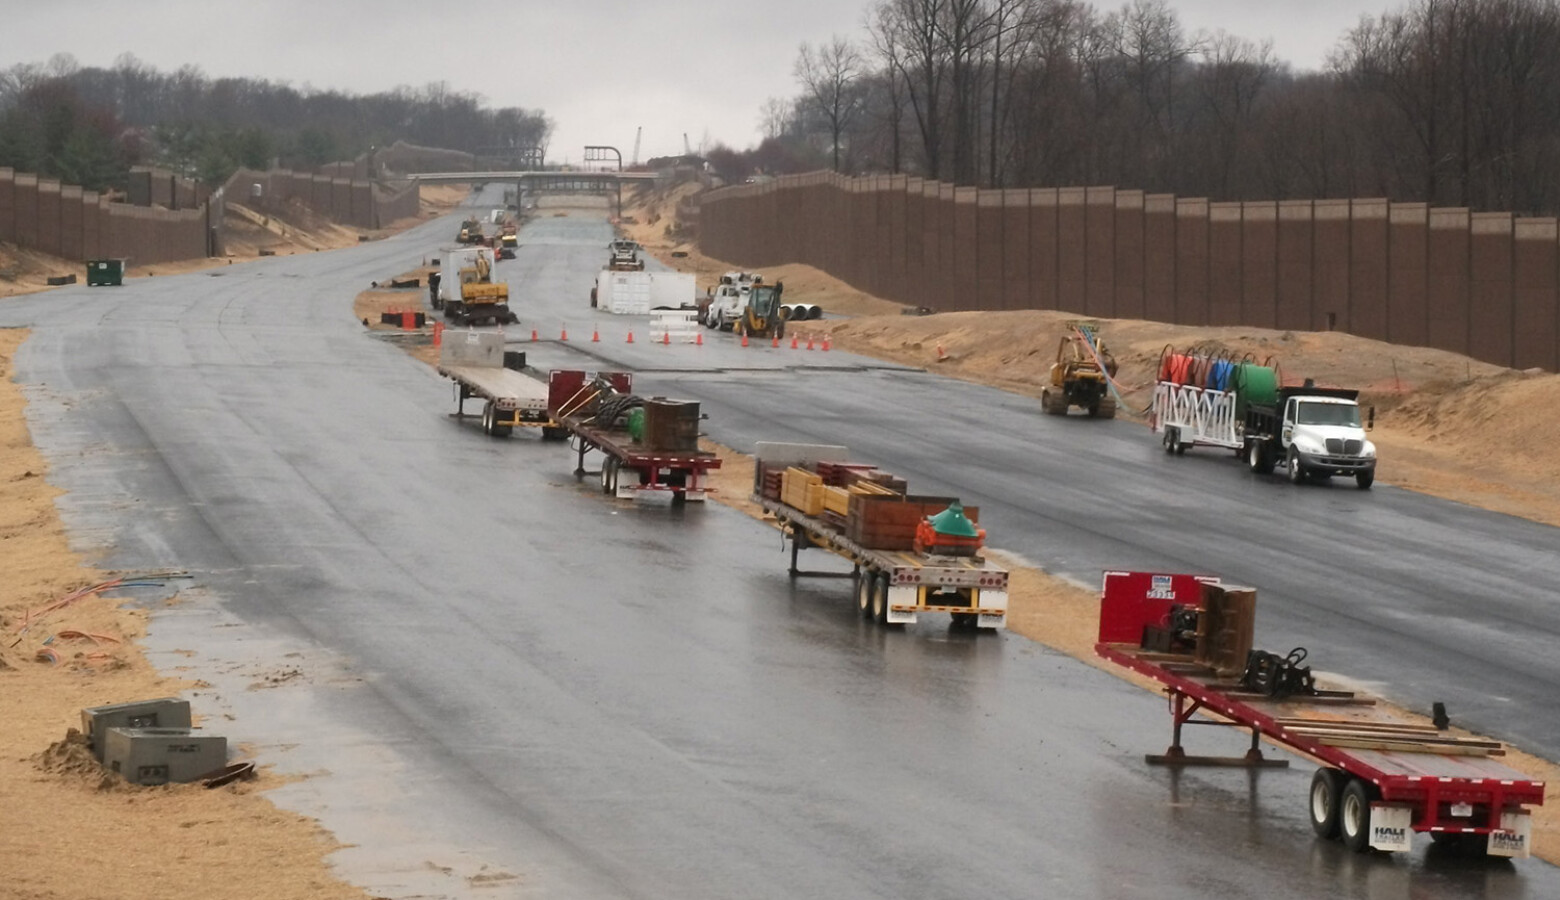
[81,698,191,760]
[440,330,505,367]
[103,727,226,785]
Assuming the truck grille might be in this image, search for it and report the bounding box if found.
[1325,438,1363,455]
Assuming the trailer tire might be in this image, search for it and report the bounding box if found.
[600,457,619,495]
[1288,447,1308,484]
[1339,778,1379,853]
[856,571,873,619]
[870,573,890,625]
[1162,427,1178,452]
[1309,767,1346,839]
[481,401,495,436]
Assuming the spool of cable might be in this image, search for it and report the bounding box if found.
[1232,363,1279,419]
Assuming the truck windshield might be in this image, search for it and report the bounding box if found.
[1296,402,1361,427]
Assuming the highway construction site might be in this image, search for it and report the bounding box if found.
[2,182,1559,899]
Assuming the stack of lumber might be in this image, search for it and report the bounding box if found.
[1274,718,1506,757]
[781,467,825,516]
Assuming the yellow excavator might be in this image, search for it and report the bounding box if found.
[1041,320,1118,418]
[734,282,787,340]
[447,249,518,326]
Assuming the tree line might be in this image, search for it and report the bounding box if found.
[0,53,552,193]
[724,0,1560,216]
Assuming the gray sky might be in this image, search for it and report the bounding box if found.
[6,1,1382,164]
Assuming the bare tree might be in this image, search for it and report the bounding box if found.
[758,96,794,141]
[795,35,867,172]
[878,0,950,179]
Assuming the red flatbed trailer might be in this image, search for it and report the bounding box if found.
[547,369,720,503]
[1095,571,1544,858]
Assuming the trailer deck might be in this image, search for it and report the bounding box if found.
[1095,570,1543,857]
[757,495,1008,629]
[436,334,550,437]
[547,369,719,503]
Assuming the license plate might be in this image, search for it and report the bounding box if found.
[1451,802,1474,818]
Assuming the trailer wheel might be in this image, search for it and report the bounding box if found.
[600,457,619,495]
[1288,447,1308,484]
[1162,427,1179,453]
[856,571,873,619]
[481,401,495,436]
[870,573,891,626]
[1339,778,1379,853]
[1309,767,1346,839]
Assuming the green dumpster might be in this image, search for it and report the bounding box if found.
[85,259,126,287]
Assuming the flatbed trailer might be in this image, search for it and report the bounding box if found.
[1095,571,1543,858]
[758,496,1008,629]
[437,362,551,437]
[547,369,719,503]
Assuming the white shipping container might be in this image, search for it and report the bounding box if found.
[597,270,651,315]
[594,270,695,315]
[648,272,696,310]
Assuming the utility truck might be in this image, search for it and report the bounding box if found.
[1152,350,1377,489]
[701,271,760,330]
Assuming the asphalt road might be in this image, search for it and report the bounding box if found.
[3,189,1556,899]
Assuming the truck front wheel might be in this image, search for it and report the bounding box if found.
[1356,470,1375,490]
[1288,448,1308,484]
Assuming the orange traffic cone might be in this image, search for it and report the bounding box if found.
[806,334,815,350]
[771,334,779,348]
[662,330,671,345]
[822,335,831,352]
[695,332,703,346]
[627,330,635,343]
[433,321,444,347]
[790,334,799,349]
[531,328,539,342]
[592,328,600,342]
[561,327,568,341]
[936,341,947,360]
[740,332,749,348]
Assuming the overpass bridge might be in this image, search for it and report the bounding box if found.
[405,171,660,216]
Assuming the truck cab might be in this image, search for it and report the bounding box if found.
[1271,387,1376,488]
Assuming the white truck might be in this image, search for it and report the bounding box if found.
[1153,374,1377,489]
[591,270,696,315]
[701,271,762,330]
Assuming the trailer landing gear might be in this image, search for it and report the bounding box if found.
[1145,689,1289,768]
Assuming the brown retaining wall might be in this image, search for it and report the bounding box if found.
[0,167,211,266]
[700,172,1560,371]
[223,168,420,230]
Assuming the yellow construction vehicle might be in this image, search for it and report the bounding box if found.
[1041,320,1118,418]
[457,217,484,244]
[733,282,787,340]
[446,249,518,326]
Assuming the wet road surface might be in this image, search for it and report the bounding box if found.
[3,191,1556,898]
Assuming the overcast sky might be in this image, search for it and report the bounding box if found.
[7,1,1383,164]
